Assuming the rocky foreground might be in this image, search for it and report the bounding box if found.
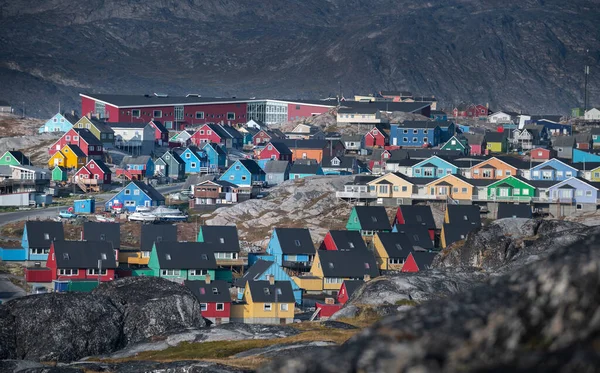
[263,219,600,372]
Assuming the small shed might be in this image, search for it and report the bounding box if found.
[52,166,68,182]
[73,199,95,214]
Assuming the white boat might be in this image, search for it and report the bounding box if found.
[135,206,153,213]
[128,212,158,222]
[152,206,188,221]
[95,215,116,223]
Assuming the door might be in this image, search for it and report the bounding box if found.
[144,200,151,207]
[490,188,496,199]
[280,318,286,325]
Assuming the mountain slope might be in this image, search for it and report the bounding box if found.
[0,0,598,117]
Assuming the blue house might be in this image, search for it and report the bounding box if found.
[437,121,456,143]
[535,119,571,136]
[105,180,165,212]
[22,221,65,261]
[390,121,441,147]
[180,146,208,173]
[0,245,28,261]
[573,149,600,163]
[234,259,303,304]
[411,156,458,178]
[266,228,315,274]
[203,142,227,170]
[219,159,265,187]
[548,177,598,205]
[39,112,78,134]
[289,161,324,179]
[120,155,155,180]
[530,159,578,181]
[430,110,448,121]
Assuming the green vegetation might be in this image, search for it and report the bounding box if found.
[395,299,418,306]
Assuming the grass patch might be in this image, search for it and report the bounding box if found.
[395,299,418,306]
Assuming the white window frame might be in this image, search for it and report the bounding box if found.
[264,303,272,311]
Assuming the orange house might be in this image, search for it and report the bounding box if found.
[425,174,474,201]
[470,157,518,180]
[283,140,345,162]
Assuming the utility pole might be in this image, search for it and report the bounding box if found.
[584,49,590,114]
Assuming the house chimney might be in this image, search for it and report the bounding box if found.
[363,274,371,282]
[71,110,75,116]
[205,273,211,284]
[268,274,275,285]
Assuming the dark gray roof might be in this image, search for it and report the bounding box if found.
[130,181,165,202]
[140,224,177,252]
[263,160,290,173]
[268,142,292,155]
[397,205,435,229]
[90,159,112,174]
[290,163,321,175]
[0,100,11,106]
[73,128,103,145]
[149,120,168,133]
[497,204,533,219]
[83,222,120,248]
[446,205,482,225]
[318,250,379,278]
[403,148,463,160]
[65,144,86,157]
[234,259,274,287]
[463,133,485,144]
[53,241,117,269]
[342,280,363,299]
[121,155,152,166]
[327,230,368,251]
[6,151,32,165]
[82,93,253,107]
[552,136,575,147]
[108,122,149,129]
[199,225,240,252]
[394,121,440,129]
[321,155,354,169]
[347,175,377,185]
[394,225,434,250]
[410,251,438,271]
[376,232,416,259]
[484,131,508,143]
[443,222,480,246]
[154,242,217,270]
[88,118,115,134]
[238,159,265,175]
[338,107,380,114]
[354,206,392,231]
[493,156,531,169]
[184,280,231,303]
[274,228,315,255]
[248,280,296,303]
[24,221,65,249]
[161,150,185,164]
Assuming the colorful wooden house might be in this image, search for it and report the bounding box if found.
[469,157,518,180]
[117,155,154,180]
[301,249,378,292]
[47,241,117,282]
[259,142,293,161]
[437,121,456,143]
[48,144,86,169]
[530,147,556,162]
[191,123,243,149]
[425,174,474,201]
[51,166,68,182]
[441,220,480,249]
[0,150,32,166]
[264,160,291,185]
[72,116,115,149]
[49,128,104,160]
[337,280,363,304]
[197,225,242,280]
[463,134,486,155]
[366,172,415,199]
[579,163,600,182]
[394,205,436,241]
[485,132,508,153]
[148,120,169,145]
[364,125,389,148]
[400,251,437,272]
[185,278,231,325]
[22,221,65,261]
[346,206,392,239]
[372,232,416,270]
[289,161,324,179]
[180,146,208,174]
[230,278,295,325]
[252,129,284,146]
[278,139,345,162]
[202,142,227,170]
[148,242,217,283]
[190,179,242,207]
[529,159,578,181]
[440,136,469,154]
[124,224,177,266]
[39,112,78,134]
[411,156,458,178]
[552,136,575,159]
[592,128,600,148]
[235,260,302,304]
[266,228,315,275]
[219,159,266,186]
[73,159,112,189]
[486,176,535,201]
[390,121,441,147]
[548,177,598,205]
[155,150,185,180]
[320,230,368,251]
[104,180,165,212]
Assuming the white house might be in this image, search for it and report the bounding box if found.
[585,108,600,121]
[109,122,155,155]
[488,111,517,124]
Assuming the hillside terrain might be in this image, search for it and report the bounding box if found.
[1,0,599,117]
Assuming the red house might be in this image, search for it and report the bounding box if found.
[46,241,117,282]
[364,125,389,148]
[401,251,436,273]
[74,159,112,187]
[337,280,363,305]
[395,205,436,241]
[258,142,292,161]
[530,147,556,161]
[314,279,364,320]
[319,230,368,251]
[252,129,284,146]
[49,128,104,160]
[453,104,489,118]
[185,278,231,325]
[148,120,169,145]
[191,123,223,146]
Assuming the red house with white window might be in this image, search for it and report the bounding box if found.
[364,125,389,148]
[258,142,292,161]
[49,128,104,160]
[148,120,169,145]
[185,278,231,324]
[453,104,490,118]
[46,241,117,282]
[74,159,112,186]
[530,147,556,161]
[191,124,223,146]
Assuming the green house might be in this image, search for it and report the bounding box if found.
[487,176,535,201]
[0,150,32,166]
[346,206,392,237]
[52,166,68,181]
[440,136,470,155]
[73,116,115,147]
[148,241,217,282]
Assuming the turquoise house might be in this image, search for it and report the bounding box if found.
[104,180,165,212]
[289,162,324,179]
[0,245,27,261]
[219,159,265,186]
[411,156,458,178]
[203,142,227,170]
[234,259,303,304]
[39,112,78,133]
[148,242,217,282]
[573,149,600,163]
[22,221,65,261]
[180,146,208,173]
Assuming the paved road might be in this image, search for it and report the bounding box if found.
[0,274,26,303]
[0,183,186,227]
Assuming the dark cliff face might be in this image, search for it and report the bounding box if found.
[0,0,598,118]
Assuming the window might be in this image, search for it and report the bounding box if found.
[423,130,428,134]
[585,190,593,197]
[280,303,288,311]
[523,189,530,195]
[461,187,467,193]
[453,187,459,193]
[393,186,399,192]
[473,169,479,175]
[132,110,141,118]
[482,170,491,178]
[403,129,408,134]
[189,269,207,276]
[496,170,502,177]
[264,303,272,311]
[174,106,184,120]
[412,137,418,142]
[58,269,78,276]
[161,269,181,276]
[196,112,204,119]
[241,175,247,181]
[514,189,520,195]
[216,303,224,311]
[66,135,71,141]
[227,112,235,120]
[576,190,584,197]
[402,186,408,192]
[87,269,107,275]
[124,189,131,195]
[403,137,408,142]
[200,303,207,311]
[566,172,573,177]
[153,110,162,118]
[133,189,140,195]
[44,233,50,240]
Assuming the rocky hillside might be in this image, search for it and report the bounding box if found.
[264,221,600,372]
[1,0,598,117]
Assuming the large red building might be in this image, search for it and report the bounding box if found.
[46,241,117,282]
[80,94,335,130]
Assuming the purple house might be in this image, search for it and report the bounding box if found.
[547,177,598,206]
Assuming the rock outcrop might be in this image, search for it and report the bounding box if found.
[262,228,600,372]
[0,277,204,362]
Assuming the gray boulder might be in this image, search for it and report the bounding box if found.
[261,231,600,372]
[93,276,205,345]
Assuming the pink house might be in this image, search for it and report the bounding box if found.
[464,133,486,156]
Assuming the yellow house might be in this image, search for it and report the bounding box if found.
[47,144,86,169]
[118,249,149,266]
[230,278,295,324]
[425,174,474,201]
[589,166,600,182]
[367,172,415,199]
[372,232,414,270]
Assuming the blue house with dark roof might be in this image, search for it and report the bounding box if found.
[390,121,441,147]
[105,180,165,212]
[202,142,227,170]
[234,259,302,304]
[289,161,324,179]
[180,146,208,173]
[219,159,265,186]
[22,221,65,261]
[529,159,578,181]
[39,112,78,133]
[266,228,315,274]
[411,156,458,178]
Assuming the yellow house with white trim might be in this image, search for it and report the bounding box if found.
[367,172,415,199]
[230,278,295,325]
[47,144,86,169]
